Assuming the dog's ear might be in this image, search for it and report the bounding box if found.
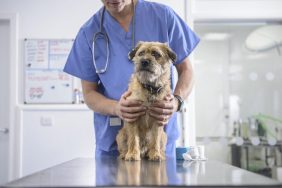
[167,48,177,63]
[164,44,177,63]
[128,41,144,61]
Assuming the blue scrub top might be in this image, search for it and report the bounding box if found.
[64,0,200,154]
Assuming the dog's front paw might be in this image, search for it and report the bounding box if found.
[160,151,166,160]
[148,150,165,161]
[125,152,141,161]
[119,153,126,160]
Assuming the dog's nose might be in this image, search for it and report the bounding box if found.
[141,60,150,68]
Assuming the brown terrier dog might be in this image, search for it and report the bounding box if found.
[116,41,177,161]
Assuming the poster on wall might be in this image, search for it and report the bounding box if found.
[24,39,74,104]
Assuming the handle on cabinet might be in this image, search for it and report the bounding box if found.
[0,128,9,134]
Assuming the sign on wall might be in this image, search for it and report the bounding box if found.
[24,39,74,104]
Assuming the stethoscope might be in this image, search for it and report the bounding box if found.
[92,2,136,74]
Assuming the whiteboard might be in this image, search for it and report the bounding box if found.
[24,39,74,104]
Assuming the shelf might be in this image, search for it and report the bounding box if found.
[17,104,91,111]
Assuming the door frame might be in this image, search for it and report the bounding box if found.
[0,13,19,182]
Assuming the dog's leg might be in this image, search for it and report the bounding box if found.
[147,125,165,161]
[116,128,128,159]
[160,130,167,159]
[125,123,141,161]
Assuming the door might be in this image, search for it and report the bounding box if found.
[0,19,10,184]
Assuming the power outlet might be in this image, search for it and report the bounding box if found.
[40,116,54,126]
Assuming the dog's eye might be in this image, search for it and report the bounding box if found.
[151,51,161,59]
[138,51,145,56]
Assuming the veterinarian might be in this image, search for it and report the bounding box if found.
[64,0,200,158]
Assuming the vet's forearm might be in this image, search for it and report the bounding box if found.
[83,89,118,116]
[174,59,194,100]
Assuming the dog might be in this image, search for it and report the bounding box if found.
[116,41,177,161]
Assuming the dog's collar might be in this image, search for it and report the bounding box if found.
[142,83,163,95]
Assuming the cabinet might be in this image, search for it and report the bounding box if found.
[18,105,94,176]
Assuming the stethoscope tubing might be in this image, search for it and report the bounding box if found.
[92,1,136,74]
[92,7,109,74]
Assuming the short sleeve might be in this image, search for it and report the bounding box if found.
[166,7,200,64]
[64,28,99,83]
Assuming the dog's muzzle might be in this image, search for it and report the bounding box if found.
[141,60,150,68]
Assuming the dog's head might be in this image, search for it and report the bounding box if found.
[128,41,177,84]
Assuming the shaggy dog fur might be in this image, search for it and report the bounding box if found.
[116,41,177,161]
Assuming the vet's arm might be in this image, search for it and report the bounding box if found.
[81,80,146,122]
[173,56,194,102]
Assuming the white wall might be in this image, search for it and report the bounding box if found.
[191,0,282,20]
[20,109,94,176]
[0,0,101,179]
[0,0,102,39]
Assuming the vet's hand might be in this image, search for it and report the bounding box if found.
[149,94,178,126]
[115,91,146,123]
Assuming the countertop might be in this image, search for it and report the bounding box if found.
[3,157,281,187]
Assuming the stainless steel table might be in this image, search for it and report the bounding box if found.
[3,157,281,187]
